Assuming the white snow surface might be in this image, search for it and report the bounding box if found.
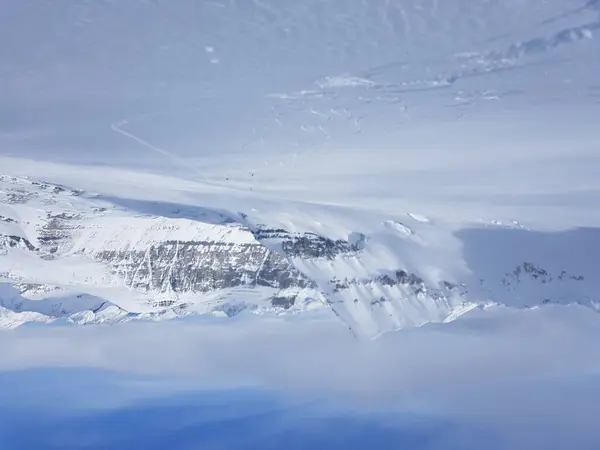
[1,0,600,336]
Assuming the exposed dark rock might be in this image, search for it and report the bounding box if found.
[1,190,37,204]
[152,300,177,308]
[328,269,466,303]
[37,211,83,252]
[253,227,362,260]
[378,274,397,287]
[371,297,387,306]
[1,235,38,251]
[271,295,296,309]
[92,240,315,294]
[395,270,424,286]
[331,269,427,292]
[523,262,548,279]
[502,263,584,287]
[282,233,359,259]
[443,281,457,290]
[252,227,289,240]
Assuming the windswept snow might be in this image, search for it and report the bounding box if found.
[2,4,600,447]
[1,0,600,336]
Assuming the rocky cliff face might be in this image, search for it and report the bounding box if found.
[253,227,366,259]
[92,242,314,294]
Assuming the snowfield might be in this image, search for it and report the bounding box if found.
[3,2,600,449]
[1,0,599,338]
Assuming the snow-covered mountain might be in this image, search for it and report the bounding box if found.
[1,172,598,337]
[1,0,600,337]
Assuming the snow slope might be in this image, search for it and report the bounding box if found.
[1,0,599,336]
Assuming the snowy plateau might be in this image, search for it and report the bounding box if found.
[1,0,600,339]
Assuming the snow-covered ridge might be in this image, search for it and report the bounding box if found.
[1,174,598,337]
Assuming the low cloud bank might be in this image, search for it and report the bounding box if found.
[1,306,600,449]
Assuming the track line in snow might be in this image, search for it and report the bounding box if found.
[111,117,209,183]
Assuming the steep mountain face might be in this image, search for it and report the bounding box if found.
[0,175,319,322]
[46,214,315,296]
[1,174,598,336]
